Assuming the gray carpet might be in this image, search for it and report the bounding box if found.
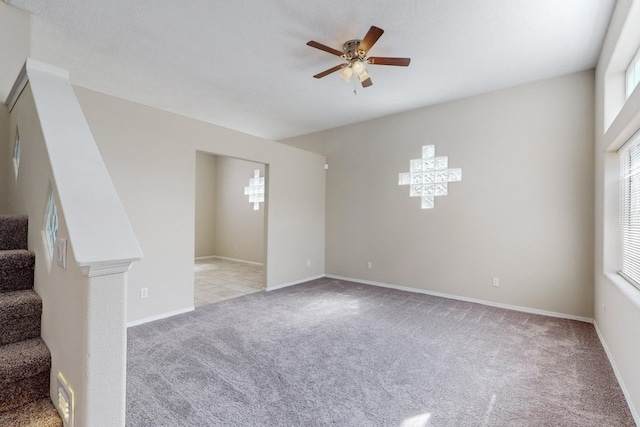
[126,278,635,426]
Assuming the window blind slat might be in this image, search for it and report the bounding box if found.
[618,131,640,291]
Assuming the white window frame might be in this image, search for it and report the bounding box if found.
[626,46,640,99]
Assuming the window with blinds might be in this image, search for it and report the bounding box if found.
[626,46,640,99]
[619,131,640,290]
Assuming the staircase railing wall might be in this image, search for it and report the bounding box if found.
[4,59,142,427]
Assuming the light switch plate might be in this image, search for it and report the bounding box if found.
[56,239,67,269]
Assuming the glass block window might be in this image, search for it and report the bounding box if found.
[44,188,59,260]
[627,46,640,99]
[398,145,462,209]
[13,127,21,178]
[244,169,265,210]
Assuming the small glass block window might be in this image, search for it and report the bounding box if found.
[398,172,411,185]
[244,169,265,211]
[398,145,462,209]
[13,127,21,179]
[421,196,434,209]
[44,188,59,260]
[448,168,462,182]
[422,145,435,159]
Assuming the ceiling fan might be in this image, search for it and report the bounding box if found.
[307,25,411,88]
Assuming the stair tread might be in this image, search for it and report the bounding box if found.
[0,290,42,346]
[0,398,62,427]
[0,338,51,386]
[0,290,41,314]
[0,249,35,270]
[0,215,28,251]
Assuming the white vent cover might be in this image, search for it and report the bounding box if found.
[57,373,74,427]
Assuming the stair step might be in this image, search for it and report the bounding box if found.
[0,398,63,427]
[0,290,42,346]
[0,249,35,293]
[0,215,28,251]
[0,338,51,413]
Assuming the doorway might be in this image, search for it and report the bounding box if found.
[194,151,267,307]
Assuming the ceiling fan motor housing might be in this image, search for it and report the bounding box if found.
[343,39,365,61]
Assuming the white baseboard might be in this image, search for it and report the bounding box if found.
[325,274,594,323]
[593,321,640,426]
[194,255,263,266]
[267,274,325,291]
[127,306,194,328]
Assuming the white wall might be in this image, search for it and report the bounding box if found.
[194,152,217,258]
[284,70,595,319]
[213,156,265,263]
[74,87,326,324]
[594,0,640,423]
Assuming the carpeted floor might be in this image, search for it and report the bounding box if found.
[126,278,635,426]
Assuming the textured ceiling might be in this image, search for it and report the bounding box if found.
[5,0,616,140]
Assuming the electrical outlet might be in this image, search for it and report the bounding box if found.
[367,261,372,269]
[140,288,148,299]
[492,277,499,287]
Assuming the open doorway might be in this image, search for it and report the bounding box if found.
[194,151,266,307]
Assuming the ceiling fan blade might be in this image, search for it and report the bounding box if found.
[367,57,411,66]
[313,64,347,79]
[358,26,384,53]
[307,41,344,57]
[361,77,373,88]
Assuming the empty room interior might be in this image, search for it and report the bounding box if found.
[1,0,640,426]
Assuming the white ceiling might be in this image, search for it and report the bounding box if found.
[5,0,616,141]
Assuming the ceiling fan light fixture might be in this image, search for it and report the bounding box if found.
[351,60,366,75]
[358,69,371,83]
[340,66,353,82]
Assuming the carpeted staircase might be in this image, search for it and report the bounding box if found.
[0,215,62,426]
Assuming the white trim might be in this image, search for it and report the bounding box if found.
[79,259,137,277]
[195,255,263,266]
[26,58,70,79]
[325,275,594,323]
[126,306,194,328]
[594,321,640,426]
[266,274,324,291]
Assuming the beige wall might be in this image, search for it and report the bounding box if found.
[594,0,640,422]
[0,2,30,102]
[284,70,595,319]
[74,87,326,324]
[0,104,8,213]
[195,153,266,263]
[213,156,265,263]
[194,152,217,257]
